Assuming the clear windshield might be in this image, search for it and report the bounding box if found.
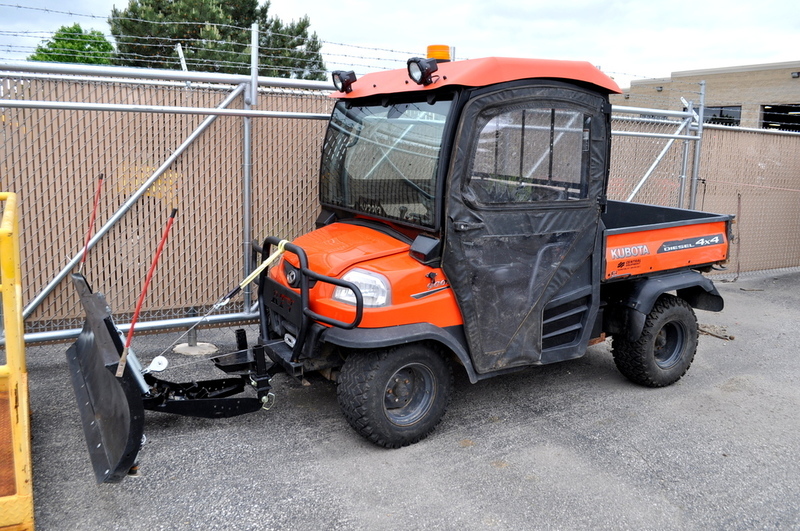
[319,98,453,228]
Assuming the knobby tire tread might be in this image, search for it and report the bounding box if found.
[338,351,383,440]
[613,294,698,388]
[337,346,452,448]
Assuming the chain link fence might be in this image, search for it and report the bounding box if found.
[2,70,799,345]
[608,113,695,207]
[696,126,800,275]
[1,72,330,337]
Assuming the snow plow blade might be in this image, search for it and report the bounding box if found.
[65,273,278,483]
[65,273,144,483]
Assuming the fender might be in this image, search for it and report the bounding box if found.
[603,270,724,342]
[322,323,486,383]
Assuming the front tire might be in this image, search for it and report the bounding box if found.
[337,344,453,448]
[613,294,698,387]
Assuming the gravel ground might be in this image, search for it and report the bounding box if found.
[25,270,800,530]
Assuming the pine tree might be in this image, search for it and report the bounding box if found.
[109,0,326,80]
[258,13,325,80]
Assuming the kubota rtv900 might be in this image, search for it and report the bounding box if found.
[69,46,731,482]
[255,47,730,447]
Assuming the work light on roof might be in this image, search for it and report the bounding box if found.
[332,70,357,93]
[407,57,438,86]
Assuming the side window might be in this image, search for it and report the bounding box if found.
[468,105,589,204]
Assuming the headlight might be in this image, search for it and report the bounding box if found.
[333,268,391,307]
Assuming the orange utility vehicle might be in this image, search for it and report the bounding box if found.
[69,47,731,482]
[256,49,731,447]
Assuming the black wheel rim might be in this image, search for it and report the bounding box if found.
[654,321,686,369]
[383,363,436,427]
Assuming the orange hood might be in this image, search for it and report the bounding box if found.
[286,223,410,277]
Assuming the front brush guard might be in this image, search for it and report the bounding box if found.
[256,237,364,374]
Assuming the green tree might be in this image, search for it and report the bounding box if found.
[109,0,326,80]
[28,23,113,65]
[259,13,325,80]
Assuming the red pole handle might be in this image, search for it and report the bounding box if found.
[79,175,104,270]
[124,208,178,349]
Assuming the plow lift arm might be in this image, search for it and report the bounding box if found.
[66,273,276,483]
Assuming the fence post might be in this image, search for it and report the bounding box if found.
[242,24,259,313]
[677,100,694,208]
[689,81,706,209]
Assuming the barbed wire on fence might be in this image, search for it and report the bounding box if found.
[0,3,417,76]
[1,3,798,128]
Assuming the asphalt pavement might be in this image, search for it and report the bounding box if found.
[25,270,800,530]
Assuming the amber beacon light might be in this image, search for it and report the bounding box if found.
[426,44,451,61]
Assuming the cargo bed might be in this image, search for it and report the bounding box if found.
[602,200,733,280]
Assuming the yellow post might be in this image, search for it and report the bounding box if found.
[0,192,35,530]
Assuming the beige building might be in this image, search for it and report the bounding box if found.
[611,60,800,130]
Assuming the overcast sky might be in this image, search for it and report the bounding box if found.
[1,0,798,88]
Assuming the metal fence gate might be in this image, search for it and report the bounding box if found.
[1,62,332,343]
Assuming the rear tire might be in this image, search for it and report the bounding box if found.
[613,294,698,387]
[337,344,453,448]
